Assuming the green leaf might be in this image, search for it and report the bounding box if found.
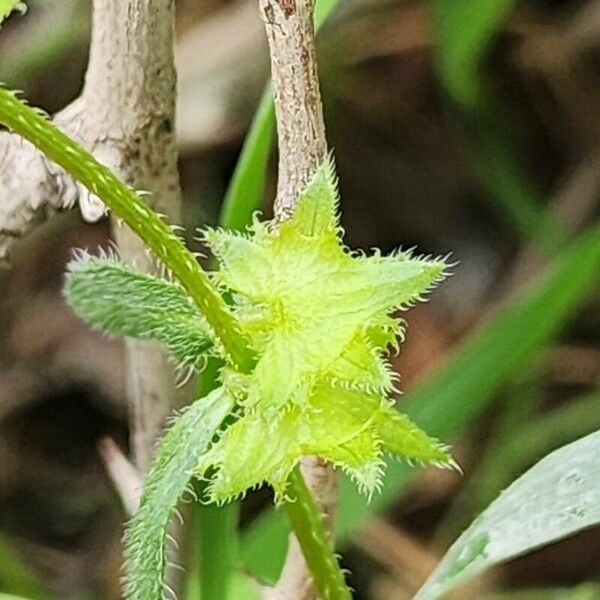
[219,90,275,232]
[125,388,234,600]
[64,254,214,369]
[416,429,600,600]
[186,501,261,600]
[441,390,600,539]
[431,0,518,109]
[0,534,48,600]
[431,0,566,251]
[0,1,24,25]
[241,221,600,582]
[0,595,35,600]
[209,162,449,420]
[198,382,452,504]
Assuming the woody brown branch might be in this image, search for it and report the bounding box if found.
[259,1,339,598]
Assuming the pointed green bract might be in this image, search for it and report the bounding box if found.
[125,388,234,600]
[0,1,24,25]
[63,159,452,511]
[198,382,450,503]
[206,160,448,418]
[64,253,214,368]
[194,160,453,502]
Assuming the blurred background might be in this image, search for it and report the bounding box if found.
[0,0,599,598]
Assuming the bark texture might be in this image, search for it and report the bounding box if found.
[260,1,339,598]
[86,0,182,474]
[0,0,181,472]
[261,0,328,220]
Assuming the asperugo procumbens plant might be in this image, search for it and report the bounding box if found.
[0,85,456,599]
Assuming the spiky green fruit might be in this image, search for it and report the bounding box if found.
[64,159,454,505]
[197,159,453,501]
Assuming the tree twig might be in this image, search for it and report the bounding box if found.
[259,1,339,597]
[99,436,143,517]
[0,0,183,577]
[262,0,328,220]
[84,0,182,474]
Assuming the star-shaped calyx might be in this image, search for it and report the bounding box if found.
[197,159,455,502]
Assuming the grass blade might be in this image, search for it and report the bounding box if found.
[416,429,600,599]
[431,0,565,250]
[0,534,47,600]
[431,0,518,110]
[219,90,275,231]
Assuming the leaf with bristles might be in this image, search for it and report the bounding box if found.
[198,383,453,504]
[64,254,214,368]
[206,161,450,416]
[0,1,25,25]
[125,387,234,600]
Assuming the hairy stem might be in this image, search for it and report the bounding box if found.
[0,88,253,373]
[282,467,350,600]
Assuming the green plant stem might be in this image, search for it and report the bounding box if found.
[0,85,351,599]
[283,466,351,600]
[0,87,253,372]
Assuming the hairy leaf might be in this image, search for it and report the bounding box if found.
[0,0,24,24]
[125,388,234,600]
[65,254,214,368]
[416,430,600,599]
[207,160,448,417]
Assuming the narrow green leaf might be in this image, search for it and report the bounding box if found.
[469,117,567,252]
[431,0,566,251]
[431,0,518,109]
[198,503,243,600]
[219,90,275,231]
[64,254,214,369]
[125,388,234,600]
[0,533,47,600]
[241,221,600,581]
[416,430,600,599]
[0,594,35,600]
